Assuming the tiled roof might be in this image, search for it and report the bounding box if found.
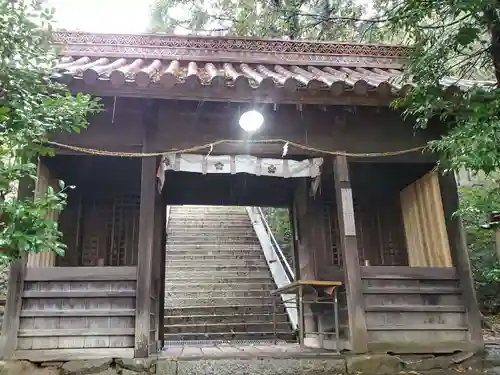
[54,57,496,95]
[52,31,496,97]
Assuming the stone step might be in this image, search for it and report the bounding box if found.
[165,270,270,279]
[168,224,254,230]
[169,213,250,219]
[162,331,295,341]
[165,251,264,258]
[166,282,276,291]
[165,259,267,267]
[165,265,269,272]
[166,243,262,248]
[167,234,257,239]
[167,222,251,227]
[169,206,247,212]
[167,228,254,233]
[164,204,287,343]
[165,289,275,299]
[165,303,287,316]
[166,254,266,261]
[168,223,253,228]
[164,296,276,307]
[165,312,289,325]
[165,276,274,284]
[165,321,291,335]
[167,230,256,237]
[166,238,260,244]
[166,246,263,253]
[165,303,286,315]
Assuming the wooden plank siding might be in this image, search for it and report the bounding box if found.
[401,170,452,267]
[14,267,136,357]
[361,266,474,353]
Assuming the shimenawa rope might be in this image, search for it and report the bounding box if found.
[47,139,427,158]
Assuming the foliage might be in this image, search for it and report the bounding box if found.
[262,208,293,266]
[148,0,500,314]
[149,0,500,176]
[385,1,500,174]
[0,0,100,264]
[458,182,500,313]
[149,0,387,42]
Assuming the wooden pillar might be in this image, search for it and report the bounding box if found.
[134,155,157,358]
[292,181,318,345]
[333,156,368,353]
[439,172,483,345]
[27,159,57,267]
[135,101,160,358]
[158,205,167,345]
[0,177,33,358]
[152,192,164,350]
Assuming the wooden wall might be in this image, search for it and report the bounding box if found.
[361,266,470,352]
[49,156,142,267]
[315,161,422,271]
[293,178,349,345]
[14,267,136,359]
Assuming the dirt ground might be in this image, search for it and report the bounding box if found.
[483,315,500,342]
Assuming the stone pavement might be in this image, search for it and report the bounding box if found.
[161,342,338,359]
[0,343,490,375]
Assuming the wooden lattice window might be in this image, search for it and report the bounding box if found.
[79,194,140,267]
[321,201,342,266]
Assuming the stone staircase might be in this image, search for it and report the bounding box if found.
[163,205,295,343]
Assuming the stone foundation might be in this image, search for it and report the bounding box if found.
[0,264,9,295]
[0,350,491,375]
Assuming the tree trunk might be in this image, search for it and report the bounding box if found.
[485,8,500,85]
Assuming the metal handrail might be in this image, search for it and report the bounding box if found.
[255,207,295,282]
[165,206,171,228]
[247,206,298,330]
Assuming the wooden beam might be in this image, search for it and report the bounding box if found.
[360,266,459,280]
[363,287,461,295]
[24,266,137,281]
[439,172,483,345]
[365,305,465,313]
[18,328,135,337]
[68,81,395,107]
[20,309,136,317]
[0,177,33,359]
[23,290,135,298]
[333,155,368,353]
